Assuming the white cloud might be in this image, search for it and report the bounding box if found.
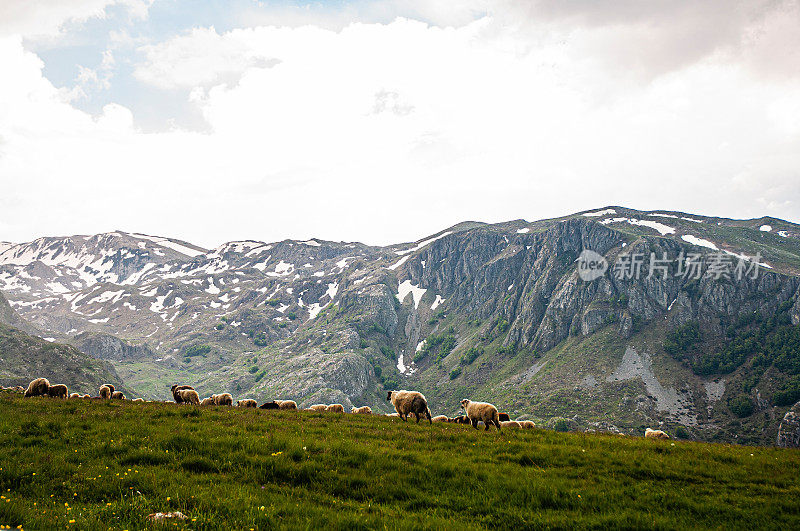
[134,26,280,90]
[0,0,152,38]
[0,2,798,249]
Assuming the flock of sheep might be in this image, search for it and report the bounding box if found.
[6,378,670,438]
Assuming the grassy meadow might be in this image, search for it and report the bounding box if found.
[0,391,798,530]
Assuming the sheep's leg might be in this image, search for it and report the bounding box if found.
[495,420,502,431]
[484,421,491,431]
[471,419,478,429]
[401,413,407,422]
[414,412,420,423]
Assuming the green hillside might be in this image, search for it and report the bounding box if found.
[0,324,123,395]
[0,393,798,529]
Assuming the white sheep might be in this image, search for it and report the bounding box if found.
[24,378,50,398]
[460,399,501,431]
[500,420,522,429]
[645,428,670,439]
[212,393,233,406]
[350,406,373,414]
[171,384,193,403]
[199,397,214,406]
[519,420,536,429]
[431,415,450,423]
[326,404,345,413]
[47,384,69,399]
[276,400,298,410]
[178,389,200,405]
[99,384,114,400]
[386,390,432,424]
[306,404,327,412]
[237,399,257,408]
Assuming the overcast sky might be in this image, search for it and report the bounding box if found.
[1,0,799,248]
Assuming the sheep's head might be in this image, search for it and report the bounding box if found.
[460,399,470,409]
[386,391,393,401]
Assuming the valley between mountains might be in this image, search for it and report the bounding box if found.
[2,206,800,446]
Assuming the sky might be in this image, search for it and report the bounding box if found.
[1,0,799,249]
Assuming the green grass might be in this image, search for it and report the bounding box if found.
[0,393,799,530]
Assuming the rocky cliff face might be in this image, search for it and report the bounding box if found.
[777,404,800,448]
[1,208,799,443]
[73,332,157,362]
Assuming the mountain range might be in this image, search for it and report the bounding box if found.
[1,206,799,445]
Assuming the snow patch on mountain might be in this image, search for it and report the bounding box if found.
[307,302,325,319]
[599,217,675,235]
[583,208,617,217]
[325,282,339,300]
[387,255,409,270]
[89,289,125,305]
[205,278,220,295]
[681,235,719,250]
[627,219,675,235]
[395,231,453,256]
[208,241,264,257]
[397,280,426,309]
[266,260,294,277]
[132,233,207,257]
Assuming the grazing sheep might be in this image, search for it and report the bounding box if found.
[47,384,69,399]
[500,420,522,429]
[431,415,450,423]
[326,404,345,413]
[69,393,80,399]
[386,390,432,424]
[519,420,536,429]
[498,412,510,422]
[24,378,50,398]
[450,415,471,424]
[259,401,280,409]
[460,399,501,431]
[177,389,200,405]
[212,393,233,406]
[351,406,373,414]
[237,399,257,408]
[171,384,194,404]
[132,398,144,402]
[307,404,327,412]
[99,385,114,399]
[645,428,670,440]
[111,391,125,400]
[276,400,298,410]
[200,397,214,406]
[386,412,400,417]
